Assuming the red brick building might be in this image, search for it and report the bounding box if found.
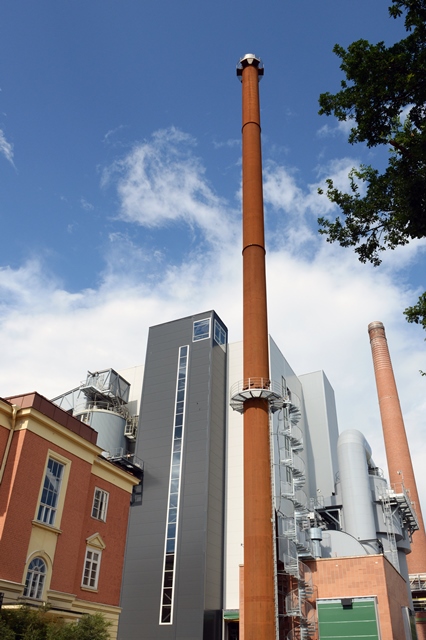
[306,555,413,639]
[0,392,138,638]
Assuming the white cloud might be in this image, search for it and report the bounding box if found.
[80,197,94,211]
[264,157,361,220]
[317,119,355,138]
[103,124,126,144]
[212,138,241,149]
[0,128,15,166]
[102,127,239,244]
[1,132,425,519]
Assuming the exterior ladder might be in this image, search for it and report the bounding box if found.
[381,489,399,572]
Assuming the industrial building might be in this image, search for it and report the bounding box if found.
[52,53,426,640]
[2,52,425,640]
[47,313,424,639]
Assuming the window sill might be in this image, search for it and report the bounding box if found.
[19,596,46,604]
[80,586,99,593]
[32,520,62,535]
[90,515,106,523]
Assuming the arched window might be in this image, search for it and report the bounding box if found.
[24,557,46,599]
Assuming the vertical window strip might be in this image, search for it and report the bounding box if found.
[159,345,188,625]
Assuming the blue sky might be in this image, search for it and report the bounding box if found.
[1,0,425,512]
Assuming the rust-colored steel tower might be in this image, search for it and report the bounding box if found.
[368,321,426,573]
[237,53,276,640]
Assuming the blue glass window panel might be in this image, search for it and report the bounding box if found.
[214,319,227,347]
[171,465,180,479]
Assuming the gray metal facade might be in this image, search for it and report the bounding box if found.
[119,311,227,640]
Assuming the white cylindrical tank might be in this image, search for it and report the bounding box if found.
[76,409,127,453]
[337,430,377,546]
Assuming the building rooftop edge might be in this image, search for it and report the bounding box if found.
[4,391,98,446]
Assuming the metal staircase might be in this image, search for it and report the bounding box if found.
[274,391,317,640]
[379,487,399,571]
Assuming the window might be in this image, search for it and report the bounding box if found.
[160,345,188,625]
[82,548,102,590]
[24,557,46,599]
[193,318,210,341]
[37,458,64,526]
[213,319,227,350]
[92,488,109,521]
[284,436,291,459]
[131,480,143,507]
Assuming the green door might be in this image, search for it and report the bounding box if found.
[317,598,380,640]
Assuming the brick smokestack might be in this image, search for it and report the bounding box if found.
[368,321,426,573]
[237,54,276,639]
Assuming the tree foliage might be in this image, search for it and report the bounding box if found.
[0,607,111,640]
[317,0,426,324]
[404,291,426,330]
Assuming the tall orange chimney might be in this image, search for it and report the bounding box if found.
[368,321,426,573]
[237,53,276,640]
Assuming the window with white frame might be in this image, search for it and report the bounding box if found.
[37,458,64,526]
[92,488,109,521]
[82,548,102,590]
[213,319,227,350]
[23,557,46,599]
[192,318,210,341]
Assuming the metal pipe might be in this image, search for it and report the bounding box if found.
[337,429,377,549]
[237,53,276,640]
[368,321,426,573]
